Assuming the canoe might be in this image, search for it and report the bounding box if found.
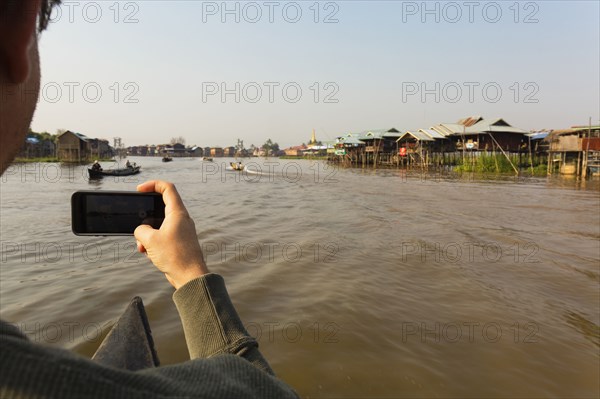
[88,166,141,178]
[92,296,159,370]
[162,157,173,162]
[201,157,213,162]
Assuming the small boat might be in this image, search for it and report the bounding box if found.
[162,156,173,162]
[88,165,141,178]
[230,162,244,171]
[201,157,213,162]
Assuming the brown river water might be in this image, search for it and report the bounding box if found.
[1,157,599,398]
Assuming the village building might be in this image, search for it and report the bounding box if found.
[56,130,112,162]
[211,147,224,157]
[188,146,203,157]
[284,145,307,156]
[303,145,328,156]
[173,143,186,156]
[127,146,141,156]
[253,147,266,157]
[155,144,166,155]
[396,129,455,165]
[430,116,528,152]
[160,145,174,156]
[333,133,363,161]
[223,146,235,157]
[19,135,56,158]
[546,125,600,176]
[358,128,402,155]
[332,129,399,166]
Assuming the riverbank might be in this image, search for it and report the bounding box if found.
[279,155,328,160]
[13,157,115,163]
[328,151,571,178]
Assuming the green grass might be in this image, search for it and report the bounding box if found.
[454,153,550,176]
[528,164,549,176]
[455,153,517,174]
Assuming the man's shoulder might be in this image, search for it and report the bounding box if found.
[0,319,28,341]
[0,320,299,399]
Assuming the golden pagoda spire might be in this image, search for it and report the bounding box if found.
[310,129,317,145]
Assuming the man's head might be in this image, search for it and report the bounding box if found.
[0,0,60,175]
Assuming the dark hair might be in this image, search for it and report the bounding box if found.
[39,0,61,31]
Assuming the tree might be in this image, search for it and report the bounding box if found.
[170,136,186,145]
[262,139,280,156]
[39,131,56,143]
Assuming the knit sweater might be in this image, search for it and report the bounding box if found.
[0,273,299,398]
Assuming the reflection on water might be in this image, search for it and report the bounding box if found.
[1,157,599,398]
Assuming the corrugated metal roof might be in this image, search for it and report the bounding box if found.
[420,129,446,139]
[353,128,400,140]
[432,123,465,135]
[432,119,527,136]
[398,131,435,142]
[464,118,527,134]
[383,132,403,138]
[74,132,91,141]
[551,129,578,135]
[336,135,364,145]
[526,132,549,140]
[359,130,386,140]
[457,116,483,127]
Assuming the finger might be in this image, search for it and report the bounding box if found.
[136,181,156,193]
[137,180,186,216]
[136,240,146,253]
[134,224,156,248]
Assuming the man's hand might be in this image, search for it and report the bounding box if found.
[134,180,209,289]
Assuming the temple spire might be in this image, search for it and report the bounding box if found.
[310,129,317,145]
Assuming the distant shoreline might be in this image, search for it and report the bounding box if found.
[12,157,114,163]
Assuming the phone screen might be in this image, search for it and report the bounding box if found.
[71,191,165,236]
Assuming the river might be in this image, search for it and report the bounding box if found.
[1,157,599,398]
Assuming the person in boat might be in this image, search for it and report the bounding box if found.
[126,160,132,168]
[0,2,298,398]
[92,160,102,171]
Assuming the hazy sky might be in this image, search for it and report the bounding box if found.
[31,1,599,148]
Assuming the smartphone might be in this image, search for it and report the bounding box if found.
[71,191,165,236]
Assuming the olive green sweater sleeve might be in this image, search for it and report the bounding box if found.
[172,273,274,374]
[0,320,299,399]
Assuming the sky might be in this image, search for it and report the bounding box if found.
[31,0,600,148]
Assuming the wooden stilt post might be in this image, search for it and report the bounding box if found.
[528,136,534,175]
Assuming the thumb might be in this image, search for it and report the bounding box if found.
[134,224,156,250]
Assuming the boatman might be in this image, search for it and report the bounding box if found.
[92,160,102,171]
[0,1,298,398]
